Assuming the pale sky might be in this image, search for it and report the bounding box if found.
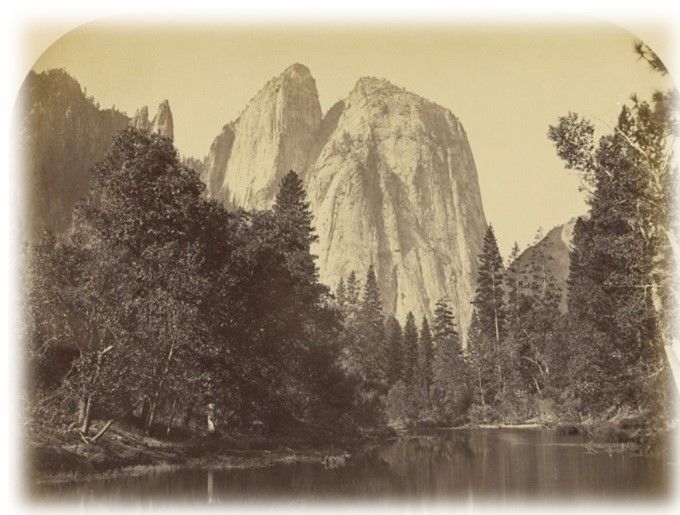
[28,22,673,256]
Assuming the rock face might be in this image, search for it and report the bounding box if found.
[509,220,576,312]
[202,63,322,209]
[204,67,488,335]
[21,64,488,336]
[130,106,151,131]
[17,69,130,235]
[130,100,174,139]
[17,70,176,236]
[306,77,487,333]
[151,100,174,139]
[202,123,235,205]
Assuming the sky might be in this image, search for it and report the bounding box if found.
[28,22,673,256]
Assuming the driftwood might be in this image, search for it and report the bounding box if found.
[90,419,114,443]
[79,419,114,445]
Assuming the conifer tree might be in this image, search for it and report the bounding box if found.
[361,265,383,333]
[273,170,318,253]
[402,312,419,386]
[345,270,361,310]
[272,171,327,304]
[336,277,347,310]
[385,316,404,385]
[468,226,507,417]
[431,299,464,422]
[472,225,506,343]
[548,53,676,427]
[419,316,434,392]
[359,265,387,389]
[506,242,522,327]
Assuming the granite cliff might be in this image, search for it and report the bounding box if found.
[203,66,488,334]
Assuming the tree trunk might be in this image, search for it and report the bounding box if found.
[79,344,113,436]
[140,396,150,425]
[207,403,216,434]
[90,419,113,443]
[145,401,156,434]
[183,403,194,429]
[478,373,485,406]
[81,395,93,435]
[77,397,86,425]
[146,342,175,434]
[492,271,500,343]
[166,398,177,436]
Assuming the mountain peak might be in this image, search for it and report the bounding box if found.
[202,63,322,210]
[281,63,312,79]
[353,76,402,96]
[129,100,173,140]
[130,106,151,131]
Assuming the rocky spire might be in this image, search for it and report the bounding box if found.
[151,100,174,140]
[130,106,151,131]
[202,63,322,208]
[201,66,488,339]
[129,101,173,140]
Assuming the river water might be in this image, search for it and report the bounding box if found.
[36,428,671,503]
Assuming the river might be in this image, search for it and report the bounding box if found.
[35,428,671,503]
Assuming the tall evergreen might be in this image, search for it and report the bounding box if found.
[433,299,458,346]
[272,170,326,305]
[431,299,464,422]
[273,170,318,252]
[385,316,404,385]
[359,265,387,389]
[336,277,347,310]
[471,225,506,343]
[419,316,434,391]
[402,312,419,386]
[506,242,522,327]
[548,57,675,426]
[345,270,361,310]
[361,265,383,333]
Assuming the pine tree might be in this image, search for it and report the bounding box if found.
[359,265,387,389]
[402,312,418,386]
[345,271,360,310]
[273,170,318,252]
[431,299,464,422]
[336,277,347,310]
[433,299,458,345]
[472,225,506,343]
[506,242,522,327]
[468,226,507,418]
[419,316,434,391]
[385,316,403,385]
[361,265,383,332]
[272,170,325,304]
[548,65,675,428]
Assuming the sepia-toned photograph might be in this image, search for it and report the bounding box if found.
[4,3,680,509]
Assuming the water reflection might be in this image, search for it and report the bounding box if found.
[35,429,670,503]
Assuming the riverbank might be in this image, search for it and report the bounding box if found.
[29,414,670,486]
[28,420,377,485]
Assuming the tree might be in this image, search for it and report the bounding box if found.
[64,127,210,435]
[472,225,506,343]
[506,242,522,326]
[345,270,361,309]
[468,225,507,417]
[385,316,403,385]
[547,47,676,430]
[336,277,347,309]
[273,170,326,304]
[402,312,418,386]
[357,265,387,392]
[418,316,434,393]
[431,299,466,422]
